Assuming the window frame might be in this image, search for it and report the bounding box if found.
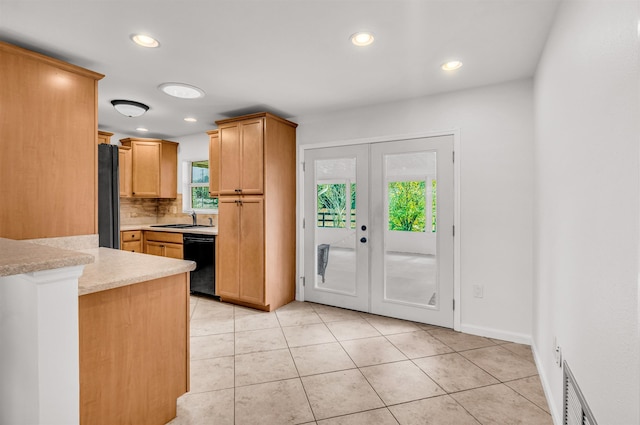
[182,160,218,214]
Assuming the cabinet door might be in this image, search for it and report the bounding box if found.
[217,198,240,298]
[118,147,132,197]
[238,197,265,304]
[218,126,241,195]
[121,240,142,253]
[239,119,264,195]
[208,130,219,197]
[131,141,160,197]
[164,243,183,259]
[159,141,178,198]
[145,240,165,257]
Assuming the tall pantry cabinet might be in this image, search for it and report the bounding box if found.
[0,42,103,240]
[210,113,297,311]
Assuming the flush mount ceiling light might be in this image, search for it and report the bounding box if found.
[184,117,197,122]
[111,100,149,117]
[441,60,463,71]
[130,34,159,48]
[158,83,205,99]
[136,127,149,132]
[350,32,374,47]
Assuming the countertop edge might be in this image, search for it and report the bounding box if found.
[77,248,196,296]
[120,224,217,235]
[0,238,95,278]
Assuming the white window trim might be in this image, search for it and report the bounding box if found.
[181,160,218,214]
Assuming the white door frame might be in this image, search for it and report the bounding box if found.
[296,129,461,331]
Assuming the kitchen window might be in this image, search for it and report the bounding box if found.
[182,160,218,213]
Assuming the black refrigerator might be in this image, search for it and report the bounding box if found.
[98,144,121,249]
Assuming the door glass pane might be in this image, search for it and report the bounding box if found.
[383,151,438,307]
[315,158,357,294]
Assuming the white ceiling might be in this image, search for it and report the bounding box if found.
[0,0,559,140]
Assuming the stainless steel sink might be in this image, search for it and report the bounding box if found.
[150,224,213,229]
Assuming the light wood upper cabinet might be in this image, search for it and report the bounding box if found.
[130,141,160,197]
[120,138,178,198]
[98,130,114,145]
[210,112,297,311]
[118,146,132,197]
[218,117,264,195]
[218,125,241,195]
[0,42,103,240]
[207,130,219,197]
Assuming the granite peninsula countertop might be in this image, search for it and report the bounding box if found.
[0,237,94,277]
[121,223,217,236]
[77,248,196,295]
[1,236,196,296]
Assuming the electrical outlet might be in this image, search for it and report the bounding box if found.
[554,337,562,367]
[473,284,484,298]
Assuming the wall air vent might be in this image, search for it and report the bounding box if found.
[564,361,597,425]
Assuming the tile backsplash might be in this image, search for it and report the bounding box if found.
[120,194,218,226]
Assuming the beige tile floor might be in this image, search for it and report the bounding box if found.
[167,296,552,425]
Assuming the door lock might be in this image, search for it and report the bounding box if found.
[360,237,367,243]
[361,225,367,231]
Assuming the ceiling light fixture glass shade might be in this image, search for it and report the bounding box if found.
[351,32,374,47]
[441,60,463,71]
[136,127,149,132]
[159,83,205,99]
[131,34,160,48]
[184,117,197,122]
[111,100,149,117]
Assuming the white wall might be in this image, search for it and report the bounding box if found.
[175,132,210,194]
[533,1,640,423]
[295,78,535,342]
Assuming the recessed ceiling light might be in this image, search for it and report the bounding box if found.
[158,83,205,99]
[351,32,374,47]
[441,60,463,71]
[130,34,159,48]
[136,127,149,132]
[184,117,197,122]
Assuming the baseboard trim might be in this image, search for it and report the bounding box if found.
[459,323,532,345]
[531,342,562,425]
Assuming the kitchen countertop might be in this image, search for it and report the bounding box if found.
[1,236,196,296]
[121,223,217,236]
[0,237,94,277]
[77,248,196,295]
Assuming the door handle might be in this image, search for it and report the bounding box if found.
[360,237,367,243]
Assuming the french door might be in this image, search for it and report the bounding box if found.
[303,145,369,312]
[303,135,454,327]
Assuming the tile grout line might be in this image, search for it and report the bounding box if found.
[276,307,318,424]
[188,298,549,424]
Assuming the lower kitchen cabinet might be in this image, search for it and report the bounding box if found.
[217,197,266,307]
[79,273,189,425]
[144,231,184,259]
[120,230,142,252]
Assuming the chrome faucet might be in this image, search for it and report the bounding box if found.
[190,210,197,226]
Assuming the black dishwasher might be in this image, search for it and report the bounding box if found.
[183,233,217,297]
